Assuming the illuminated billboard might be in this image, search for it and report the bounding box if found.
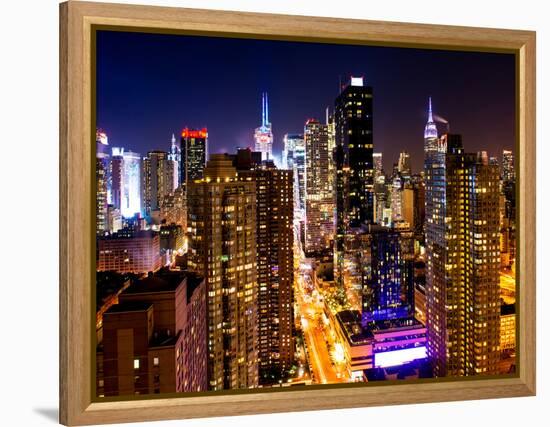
[374,346,427,368]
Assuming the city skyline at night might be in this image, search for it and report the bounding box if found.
[94,29,517,397]
[96,30,515,173]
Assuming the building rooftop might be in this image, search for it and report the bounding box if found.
[104,301,153,314]
[124,269,186,295]
[99,229,158,240]
[150,330,182,348]
[336,310,373,345]
[122,269,205,302]
[368,316,424,333]
[96,271,134,310]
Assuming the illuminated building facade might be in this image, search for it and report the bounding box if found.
[397,151,411,177]
[187,155,258,390]
[424,100,501,376]
[282,133,302,170]
[180,128,208,186]
[160,186,186,230]
[254,92,273,160]
[110,147,142,218]
[304,119,335,255]
[97,229,162,274]
[502,149,515,182]
[96,130,109,235]
[373,152,383,178]
[334,310,427,381]
[390,174,403,223]
[168,133,181,189]
[500,304,516,352]
[141,150,178,218]
[334,77,374,284]
[360,225,414,324]
[237,159,295,384]
[159,223,184,254]
[373,175,388,225]
[97,270,207,396]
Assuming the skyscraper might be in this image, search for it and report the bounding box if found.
[180,128,208,187]
[110,147,142,218]
[424,100,501,377]
[397,151,411,177]
[502,149,515,182]
[361,225,413,324]
[282,133,301,170]
[373,152,383,178]
[168,133,181,189]
[236,158,295,384]
[304,119,335,255]
[187,155,258,390]
[96,130,109,235]
[254,92,273,161]
[334,77,374,283]
[141,150,177,218]
[390,174,403,223]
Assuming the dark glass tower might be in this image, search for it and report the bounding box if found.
[334,77,374,285]
[180,128,208,187]
[361,225,413,325]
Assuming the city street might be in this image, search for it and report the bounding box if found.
[295,261,347,384]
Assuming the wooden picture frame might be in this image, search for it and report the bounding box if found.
[59,1,536,425]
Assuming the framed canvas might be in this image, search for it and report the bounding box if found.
[59,1,536,425]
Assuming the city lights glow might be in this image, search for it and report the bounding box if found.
[374,346,427,368]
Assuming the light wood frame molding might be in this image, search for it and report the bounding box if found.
[59,1,536,425]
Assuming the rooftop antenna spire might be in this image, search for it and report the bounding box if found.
[428,96,434,122]
[261,93,266,127]
[265,92,269,125]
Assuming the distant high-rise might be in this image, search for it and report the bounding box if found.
[373,175,388,225]
[236,158,295,385]
[254,93,273,161]
[110,147,142,218]
[304,119,335,255]
[373,152,383,178]
[502,149,515,182]
[282,133,300,170]
[397,151,411,177]
[168,133,181,189]
[96,130,109,235]
[424,103,501,377]
[187,155,258,390]
[361,225,414,325]
[180,128,208,187]
[390,174,403,223]
[141,150,178,218]
[334,77,374,284]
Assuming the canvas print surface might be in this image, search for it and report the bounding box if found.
[94,30,517,398]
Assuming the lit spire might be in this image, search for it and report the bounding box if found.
[424,96,438,140]
[262,92,265,126]
[265,92,269,125]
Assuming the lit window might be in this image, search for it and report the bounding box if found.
[134,359,140,369]
[154,357,159,366]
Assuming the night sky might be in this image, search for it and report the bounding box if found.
[96,30,515,173]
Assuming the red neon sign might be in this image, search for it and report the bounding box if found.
[181,128,208,139]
